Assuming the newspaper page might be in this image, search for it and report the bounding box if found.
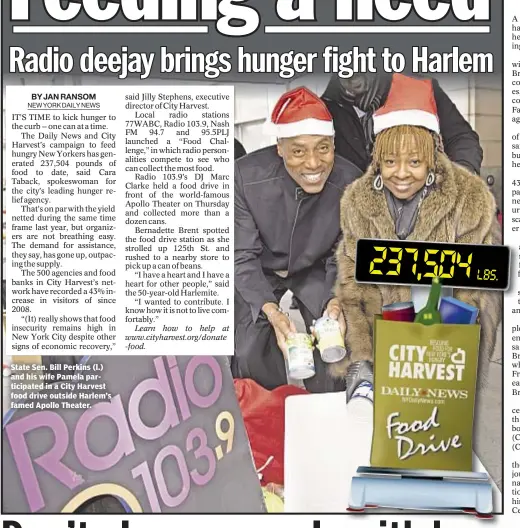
[0,1,513,527]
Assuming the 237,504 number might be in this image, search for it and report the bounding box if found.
[368,246,472,281]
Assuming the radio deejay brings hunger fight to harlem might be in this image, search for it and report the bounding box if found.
[233,87,361,393]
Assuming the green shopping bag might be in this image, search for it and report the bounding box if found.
[370,316,480,472]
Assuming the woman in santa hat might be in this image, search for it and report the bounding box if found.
[334,73,501,396]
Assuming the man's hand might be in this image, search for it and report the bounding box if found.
[262,302,297,358]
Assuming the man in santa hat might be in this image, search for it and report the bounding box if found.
[234,87,362,392]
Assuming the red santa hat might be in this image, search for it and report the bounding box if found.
[373,73,440,135]
[268,87,335,138]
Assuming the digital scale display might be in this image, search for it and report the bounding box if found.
[355,239,510,290]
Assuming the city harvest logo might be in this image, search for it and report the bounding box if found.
[388,344,466,381]
[10,0,491,37]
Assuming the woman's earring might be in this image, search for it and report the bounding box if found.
[426,171,436,187]
[373,173,383,191]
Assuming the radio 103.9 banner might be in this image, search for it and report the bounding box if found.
[355,239,510,290]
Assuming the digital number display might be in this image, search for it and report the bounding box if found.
[355,239,510,290]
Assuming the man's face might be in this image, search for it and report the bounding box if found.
[277,135,335,194]
[339,73,377,99]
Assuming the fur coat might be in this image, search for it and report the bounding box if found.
[333,153,501,386]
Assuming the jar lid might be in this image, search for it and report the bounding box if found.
[382,302,414,311]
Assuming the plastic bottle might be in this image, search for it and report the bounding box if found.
[414,277,443,325]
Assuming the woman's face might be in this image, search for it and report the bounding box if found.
[380,137,428,200]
